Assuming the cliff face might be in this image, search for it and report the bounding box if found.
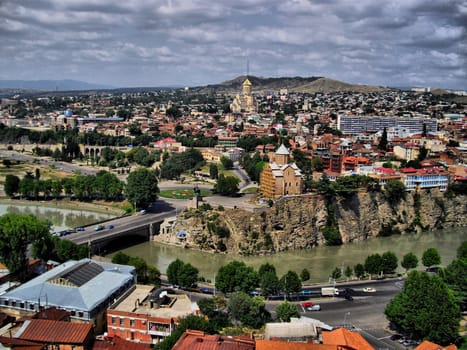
[154,191,467,254]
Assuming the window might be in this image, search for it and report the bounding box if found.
[130,319,135,327]
[111,317,116,325]
[78,312,83,318]
[120,317,124,326]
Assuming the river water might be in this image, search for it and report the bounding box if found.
[1,204,465,284]
[116,226,466,284]
[0,204,115,233]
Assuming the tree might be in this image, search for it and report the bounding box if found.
[344,266,353,280]
[227,292,271,328]
[379,127,388,150]
[216,260,259,294]
[384,179,406,203]
[457,241,467,259]
[260,271,282,297]
[4,174,20,197]
[126,168,159,209]
[220,156,233,170]
[167,259,185,286]
[401,252,418,273]
[0,213,51,277]
[275,301,299,322]
[300,268,310,282]
[214,174,240,196]
[209,163,218,179]
[422,248,441,268]
[111,251,131,265]
[381,251,398,274]
[177,262,199,289]
[354,263,365,279]
[147,265,161,286]
[280,271,302,297]
[197,298,230,331]
[310,156,324,172]
[330,267,342,280]
[128,256,148,283]
[385,271,460,344]
[365,253,383,278]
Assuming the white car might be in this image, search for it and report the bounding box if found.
[363,287,376,293]
[306,304,321,311]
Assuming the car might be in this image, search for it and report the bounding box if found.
[390,334,403,341]
[250,290,261,296]
[94,225,104,231]
[300,289,312,295]
[344,294,354,301]
[75,227,85,232]
[306,304,321,311]
[105,225,114,229]
[199,288,212,294]
[363,287,376,293]
[301,301,314,308]
[140,210,147,215]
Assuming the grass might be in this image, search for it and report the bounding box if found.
[159,188,212,200]
[241,187,259,194]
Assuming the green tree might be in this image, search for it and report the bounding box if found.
[385,271,460,344]
[330,267,342,280]
[300,268,310,282]
[126,168,159,209]
[354,263,365,279]
[443,257,467,305]
[216,260,259,294]
[275,301,299,322]
[280,271,302,297]
[227,292,271,328]
[422,248,441,268]
[344,266,353,280]
[167,259,185,286]
[147,265,161,286]
[111,251,131,265]
[214,174,239,196]
[4,174,20,197]
[178,262,199,289]
[401,252,418,273]
[365,253,383,278]
[457,241,467,259]
[128,256,148,283]
[310,156,324,172]
[197,298,230,331]
[209,163,218,179]
[379,127,388,150]
[381,251,398,274]
[0,214,51,277]
[384,179,406,203]
[220,156,234,170]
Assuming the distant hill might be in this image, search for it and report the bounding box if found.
[0,79,114,91]
[194,75,389,94]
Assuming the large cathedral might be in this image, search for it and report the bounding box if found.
[230,78,258,114]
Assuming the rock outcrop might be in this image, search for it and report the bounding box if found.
[153,191,467,255]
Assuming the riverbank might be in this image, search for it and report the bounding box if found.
[0,197,127,216]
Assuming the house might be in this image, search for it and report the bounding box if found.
[171,330,255,350]
[414,340,457,350]
[0,259,136,333]
[93,335,151,350]
[321,327,374,350]
[106,285,199,345]
[13,319,94,349]
[260,144,303,199]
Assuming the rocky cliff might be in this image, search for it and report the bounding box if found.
[154,191,467,255]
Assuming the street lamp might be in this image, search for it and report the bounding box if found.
[343,312,350,329]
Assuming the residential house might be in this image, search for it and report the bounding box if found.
[171,330,255,350]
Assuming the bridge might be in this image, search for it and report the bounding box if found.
[64,210,177,254]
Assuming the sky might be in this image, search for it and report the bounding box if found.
[1,0,466,90]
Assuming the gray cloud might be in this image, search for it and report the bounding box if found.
[0,0,465,89]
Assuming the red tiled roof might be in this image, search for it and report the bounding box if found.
[256,340,337,350]
[172,330,255,350]
[415,340,457,350]
[93,335,151,350]
[0,335,45,349]
[322,327,374,350]
[17,319,92,344]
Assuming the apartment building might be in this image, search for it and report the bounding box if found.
[337,115,437,135]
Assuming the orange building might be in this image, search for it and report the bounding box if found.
[260,145,303,199]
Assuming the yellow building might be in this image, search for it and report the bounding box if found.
[260,144,303,199]
[230,78,258,114]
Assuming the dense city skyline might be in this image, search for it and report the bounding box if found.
[1,0,466,90]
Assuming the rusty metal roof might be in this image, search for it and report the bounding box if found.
[15,319,92,344]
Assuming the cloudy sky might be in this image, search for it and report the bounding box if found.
[1,0,466,90]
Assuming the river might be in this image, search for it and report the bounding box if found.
[1,204,465,284]
[0,203,116,232]
[115,226,466,284]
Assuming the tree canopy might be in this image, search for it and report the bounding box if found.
[385,271,460,344]
[125,167,159,209]
[0,213,51,276]
[422,248,441,268]
[275,301,299,322]
[215,260,259,294]
[166,258,199,289]
[401,252,418,273]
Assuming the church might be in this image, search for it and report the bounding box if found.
[230,78,258,114]
[259,144,303,199]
